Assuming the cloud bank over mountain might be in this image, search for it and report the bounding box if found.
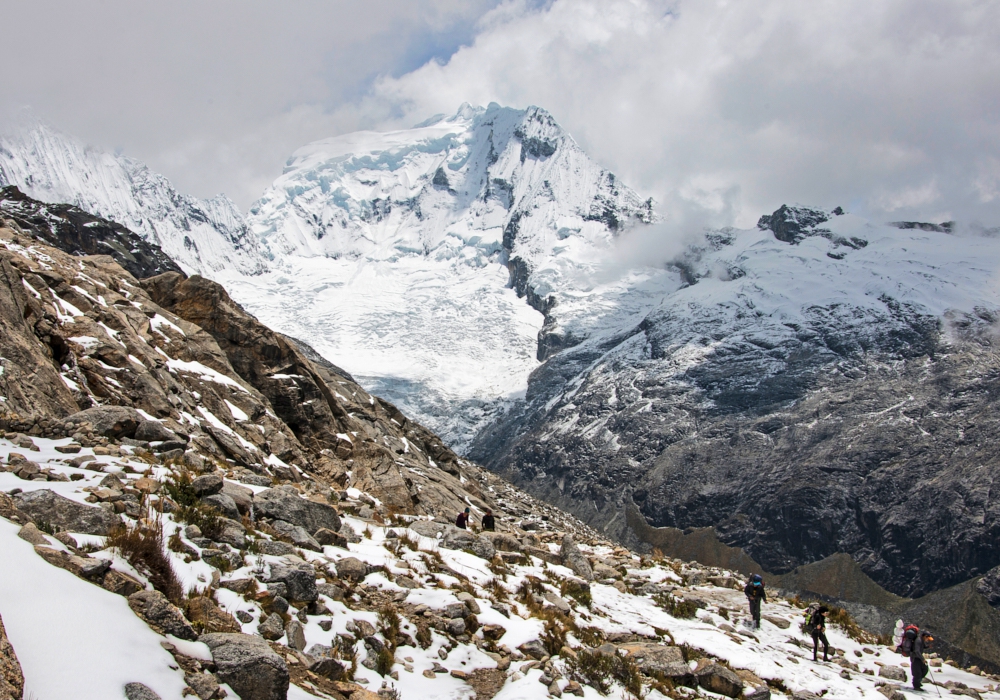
[356,0,1000,228]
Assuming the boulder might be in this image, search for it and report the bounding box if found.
[191,474,224,497]
[314,528,348,548]
[184,671,221,700]
[102,570,145,597]
[17,523,49,546]
[617,643,690,678]
[33,545,111,580]
[334,557,368,582]
[200,633,289,700]
[134,420,183,443]
[285,619,307,651]
[221,481,254,515]
[202,493,240,520]
[14,489,121,535]
[0,614,24,700]
[255,540,296,557]
[258,613,285,641]
[255,485,340,534]
[214,518,247,550]
[124,682,162,700]
[879,665,907,682]
[560,535,594,581]
[65,406,143,438]
[267,560,318,602]
[696,663,743,698]
[409,520,448,539]
[519,640,547,660]
[127,590,197,640]
[440,526,496,560]
[270,519,322,552]
[763,615,791,629]
[483,532,522,552]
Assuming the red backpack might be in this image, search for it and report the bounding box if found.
[897,625,919,657]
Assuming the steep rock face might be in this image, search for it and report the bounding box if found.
[0,185,181,279]
[472,207,1000,598]
[0,217,486,519]
[0,123,265,276]
[225,103,655,450]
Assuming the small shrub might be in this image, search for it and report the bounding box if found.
[374,645,394,677]
[561,579,593,608]
[486,578,509,602]
[164,471,199,507]
[378,604,401,651]
[332,636,358,681]
[653,592,697,619]
[415,623,433,649]
[541,617,568,657]
[398,532,419,551]
[577,626,606,647]
[108,516,183,603]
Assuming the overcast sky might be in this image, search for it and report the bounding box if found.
[3,0,999,228]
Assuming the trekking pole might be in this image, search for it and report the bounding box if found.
[925,665,943,699]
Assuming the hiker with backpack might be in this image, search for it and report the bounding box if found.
[456,507,470,529]
[806,605,831,662]
[898,623,933,690]
[744,574,767,628]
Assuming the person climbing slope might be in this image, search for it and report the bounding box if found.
[456,507,470,529]
[744,574,767,629]
[482,508,495,531]
[808,605,831,662]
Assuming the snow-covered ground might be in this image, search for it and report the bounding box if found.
[3,433,998,700]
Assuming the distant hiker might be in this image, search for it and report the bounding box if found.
[456,507,470,529]
[808,605,830,662]
[898,624,933,690]
[744,574,767,628]
[482,508,495,531]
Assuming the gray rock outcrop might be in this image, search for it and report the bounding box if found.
[254,486,341,534]
[560,535,594,581]
[14,489,121,535]
[200,633,289,700]
[127,590,197,641]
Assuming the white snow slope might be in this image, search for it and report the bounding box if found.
[0,123,266,276]
[219,103,657,450]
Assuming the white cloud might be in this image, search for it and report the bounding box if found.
[352,0,1000,227]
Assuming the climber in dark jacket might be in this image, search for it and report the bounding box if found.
[456,507,470,529]
[744,574,767,628]
[809,606,830,661]
[482,508,495,531]
[910,629,932,690]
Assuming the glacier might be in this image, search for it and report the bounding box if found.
[0,122,265,276]
[218,103,659,450]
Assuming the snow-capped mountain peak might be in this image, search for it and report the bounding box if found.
[0,121,266,276]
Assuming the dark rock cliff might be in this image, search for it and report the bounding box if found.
[473,205,1000,601]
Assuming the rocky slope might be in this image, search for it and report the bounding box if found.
[0,123,265,276]
[5,431,1000,700]
[0,195,519,524]
[470,206,1000,600]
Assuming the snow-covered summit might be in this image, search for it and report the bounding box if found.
[228,104,656,449]
[0,122,266,276]
[249,102,653,268]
